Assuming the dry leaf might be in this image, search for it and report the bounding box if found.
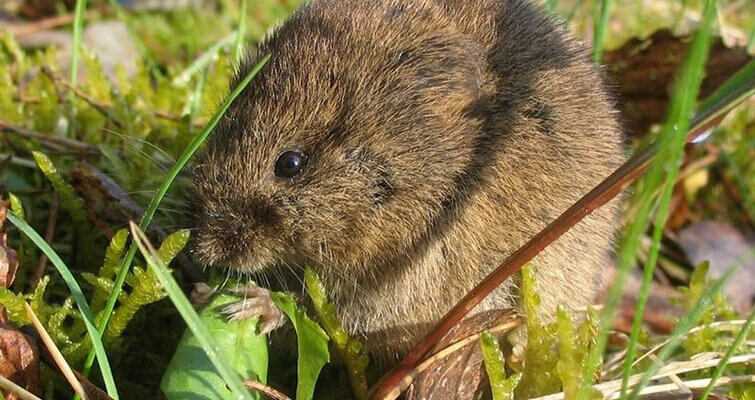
[71,163,144,228]
[73,369,115,400]
[677,221,755,314]
[0,202,40,398]
[0,201,19,290]
[604,29,752,136]
[0,323,41,399]
[406,310,518,400]
[14,0,75,19]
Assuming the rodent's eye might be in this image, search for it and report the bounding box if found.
[274,150,307,179]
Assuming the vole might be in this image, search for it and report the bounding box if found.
[191,0,625,363]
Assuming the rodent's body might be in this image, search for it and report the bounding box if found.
[192,0,625,362]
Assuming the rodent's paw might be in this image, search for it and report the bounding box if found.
[223,284,287,335]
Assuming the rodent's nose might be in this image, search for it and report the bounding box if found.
[192,196,282,267]
[242,197,282,228]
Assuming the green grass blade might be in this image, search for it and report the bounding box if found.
[577,1,718,398]
[627,268,735,400]
[71,0,87,90]
[129,223,254,400]
[68,0,87,136]
[82,54,271,373]
[544,0,558,15]
[592,0,613,62]
[173,33,237,86]
[6,213,119,399]
[699,307,755,400]
[234,0,248,64]
[693,59,755,132]
[620,0,717,395]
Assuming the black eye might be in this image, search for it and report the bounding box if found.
[275,150,307,178]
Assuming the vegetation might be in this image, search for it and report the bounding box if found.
[0,0,753,399]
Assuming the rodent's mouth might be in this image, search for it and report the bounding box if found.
[191,238,280,273]
[211,252,278,273]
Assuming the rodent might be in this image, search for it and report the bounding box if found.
[190,0,625,363]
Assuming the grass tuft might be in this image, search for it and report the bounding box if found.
[6,213,119,399]
[579,0,719,398]
[699,306,755,400]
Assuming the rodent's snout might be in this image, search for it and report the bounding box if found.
[190,195,288,272]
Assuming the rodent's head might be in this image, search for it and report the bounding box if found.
[191,0,489,276]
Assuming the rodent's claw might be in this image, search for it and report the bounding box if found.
[223,284,287,335]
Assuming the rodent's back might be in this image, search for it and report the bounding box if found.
[311,0,626,355]
[194,0,625,361]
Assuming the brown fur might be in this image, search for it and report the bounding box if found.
[191,0,625,362]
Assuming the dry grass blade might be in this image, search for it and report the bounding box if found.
[0,374,42,400]
[532,354,755,400]
[534,376,755,400]
[244,380,293,400]
[631,320,752,369]
[0,120,99,154]
[601,320,752,379]
[23,303,88,400]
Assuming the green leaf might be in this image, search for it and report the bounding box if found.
[161,294,268,400]
[31,151,87,226]
[271,291,330,400]
[130,223,255,400]
[516,265,560,399]
[101,229,130,280]
[234,0,248,64]
[156,229,190,265]
[173,34,237,86]
[304,268,368,400]
[0,288,29,324]
[106,230,191,341]
[480,331,520,400]
[8,193,24,219]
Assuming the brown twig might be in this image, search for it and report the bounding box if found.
[30,194,58,288]
[0,119,99,155]
[2,9,102,38]
[243,380,292,400]
[369,94,734,399]
[40,67,125,128]
[41,67,201,127]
